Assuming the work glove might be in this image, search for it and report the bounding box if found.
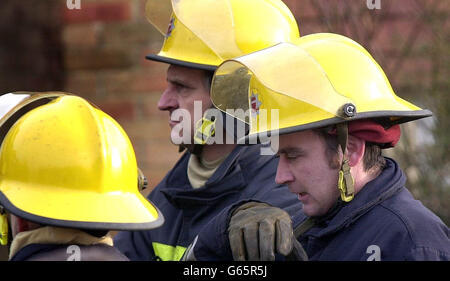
[228,201,307,261]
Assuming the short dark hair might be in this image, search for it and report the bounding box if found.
[312,127,386,173]
[203,70,215,92]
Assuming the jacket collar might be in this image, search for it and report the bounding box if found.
[307,157,406,238]
[160,145,249,209]
[9,226,112,260]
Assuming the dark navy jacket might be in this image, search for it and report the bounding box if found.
[191,158,450,261]
[114,144,302,261]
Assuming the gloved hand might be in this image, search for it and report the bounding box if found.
[228,201,307,261]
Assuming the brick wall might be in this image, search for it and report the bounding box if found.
[0,0,63,261]
[0,0,64,92]
[61,0,180,192]
[60,0,449,193]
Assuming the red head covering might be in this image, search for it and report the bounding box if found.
[330,120,401,148]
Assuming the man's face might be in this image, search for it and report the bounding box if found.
[275,130,340,217]
[158,65,212,144]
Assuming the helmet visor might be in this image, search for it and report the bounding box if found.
[211,42,355,124]
[145,0,173,36]
[146,0,241,60]
[0,93,30,121]
[0,92,66,128]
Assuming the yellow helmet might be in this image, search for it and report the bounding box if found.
[0,93,164,230]
[211,33,432,143]
[211,33,432,202]
[145,0,300,70]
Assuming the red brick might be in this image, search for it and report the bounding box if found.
[64,46,134,70]
[142,141,181,188]
[283,0,318,20]
[371,18,416,52]
[63,24,98,47]
[141,92,167,119]
[62,1,131,24]
[96,100,135,121]
[374,23,433,56]
[100,22,161,47]
[392,57,432,86]
[387,0,422,16]
[131,71,167,93]
[139,46,167,67]
[137,0,150,21]
[145,140,180,165]
[297,19,328,35]
[97,69,167,95]
[438,0,450,12]
[120,119,172,141]
[64,71,97,97]
[118,119,181,190]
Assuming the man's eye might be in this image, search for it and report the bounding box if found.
[174,83,194,95]
[286,153,303,160]
[174,83,186,90]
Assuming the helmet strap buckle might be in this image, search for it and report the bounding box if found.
[0,206,8,246]
[338,159,355,202]
[336,123,355,202]
[193,114,216,145]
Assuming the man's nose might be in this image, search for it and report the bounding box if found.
[158,88,178,111]
[275,157,294,185]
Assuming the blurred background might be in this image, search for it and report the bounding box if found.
[0,0,448,260]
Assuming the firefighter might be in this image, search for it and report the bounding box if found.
[0,93,163,261]
[183,33,450,261]
[113,0,304,261]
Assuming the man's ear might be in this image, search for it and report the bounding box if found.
[346,135,365,167]
[10,215,40,237]
[16,217,30,233]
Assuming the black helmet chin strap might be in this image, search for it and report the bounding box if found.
[178,143,204,155]
[336,122,355,202]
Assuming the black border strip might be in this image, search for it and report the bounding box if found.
[1,261,446,277]
[145,54,218,71]
[0,191,165,231]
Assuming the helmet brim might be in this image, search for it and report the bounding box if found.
[146,54,217,71]
[0,190,165,231]
[239,109,433,146]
